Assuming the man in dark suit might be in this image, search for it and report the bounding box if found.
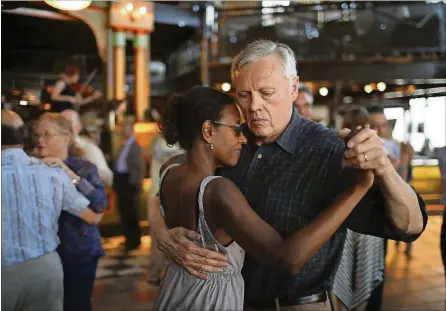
[114,119,144,250]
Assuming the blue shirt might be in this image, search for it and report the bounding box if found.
[57,156,107,264]
[115,136,136,173]
[1,148,90,268]
[383,138,401,160]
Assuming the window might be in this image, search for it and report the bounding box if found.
[408,96,446,153]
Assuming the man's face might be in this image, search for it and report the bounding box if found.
[234,54,298,143]
[123,123,134,138]
[369,112,389,138]
[293,92,313,120]
[60,110,81,136]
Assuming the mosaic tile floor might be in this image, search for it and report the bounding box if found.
[93,215,445,311]
[96,236,151,279]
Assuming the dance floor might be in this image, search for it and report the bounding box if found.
[92,215,445,311]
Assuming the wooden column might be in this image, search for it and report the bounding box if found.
[113,30,126,100]
[133,31,149,121]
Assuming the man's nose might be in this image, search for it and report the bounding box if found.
[249,93,262,112]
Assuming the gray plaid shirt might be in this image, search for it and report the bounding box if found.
[218,109,427,305]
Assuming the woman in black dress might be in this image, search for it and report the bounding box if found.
[50,65,101,113]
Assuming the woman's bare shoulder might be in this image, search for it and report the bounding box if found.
[159,153,187,177]
[206,177,244,204]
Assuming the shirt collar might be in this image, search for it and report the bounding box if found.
[275,108,302,155]
[243,108,302,155]
[1,147,28,159]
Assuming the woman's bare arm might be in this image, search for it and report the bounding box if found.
[212,175,373,275]
[80,91,102,105]
[51,80,75,103]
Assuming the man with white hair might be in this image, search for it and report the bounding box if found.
[149,40,426,310]
[61,109,113,187]
[293,83,314,120]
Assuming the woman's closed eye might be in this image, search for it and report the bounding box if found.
[233,125,243,136]
[213,121,243,136]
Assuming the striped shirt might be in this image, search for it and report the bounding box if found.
[332,230,385,309]
[1,148,90,268]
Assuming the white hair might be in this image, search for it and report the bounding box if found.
[231,39,298,83]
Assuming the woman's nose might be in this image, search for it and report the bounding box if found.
[36,135,44,144]
[239,132,247,144]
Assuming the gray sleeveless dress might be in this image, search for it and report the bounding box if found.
[154,165,246,311]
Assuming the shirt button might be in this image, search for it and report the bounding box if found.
[257,154,263,159]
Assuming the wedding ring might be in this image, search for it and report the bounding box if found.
[364,154,368,162]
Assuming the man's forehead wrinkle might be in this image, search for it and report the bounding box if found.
[258,62,277,81]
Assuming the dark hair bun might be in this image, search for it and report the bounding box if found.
[161,94,182,146]
[160,86,235,151]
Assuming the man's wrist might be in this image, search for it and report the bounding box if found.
[374,158,394,177]
[375,163,397,180]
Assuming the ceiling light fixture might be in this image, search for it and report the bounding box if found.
[44,1,92,11]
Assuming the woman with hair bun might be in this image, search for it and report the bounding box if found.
[154,86,374,311]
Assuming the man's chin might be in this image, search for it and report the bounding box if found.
[249,127,270,139]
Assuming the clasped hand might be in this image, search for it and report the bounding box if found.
[338,125,393,176]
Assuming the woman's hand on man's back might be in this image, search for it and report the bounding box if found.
[157,227,228,280]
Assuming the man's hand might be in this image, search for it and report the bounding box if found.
[156,227,228,280]
[339,125,393,176]
[387,154,400,170]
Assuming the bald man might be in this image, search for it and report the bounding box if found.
[1,110,103,311]
[61,109,113,187]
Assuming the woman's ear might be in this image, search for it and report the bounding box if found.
[201,120,214,144]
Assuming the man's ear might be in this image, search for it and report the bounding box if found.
[201,120,214,144]
[291,76,299,101]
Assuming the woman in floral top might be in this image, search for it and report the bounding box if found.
[34,112,106,311]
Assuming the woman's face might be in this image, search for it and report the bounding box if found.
[35,120,70,158]
[62,73,79,85]
[212,104,247,167]
[71,73,80,84]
